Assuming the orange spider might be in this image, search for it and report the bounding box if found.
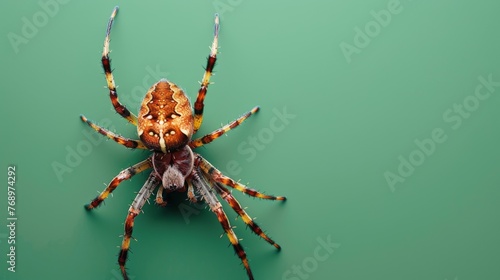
[80,6,286,280]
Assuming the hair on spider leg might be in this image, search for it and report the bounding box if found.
[82,7,284,279]
[116,248,134,259]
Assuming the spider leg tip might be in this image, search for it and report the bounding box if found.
[110,7,119,20]
[84,204,93,211]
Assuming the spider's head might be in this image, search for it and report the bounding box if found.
[137,79,194,153]
[152,146,194,191]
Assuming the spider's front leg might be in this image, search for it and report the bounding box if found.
[80,115,147,149]
[193,13,219,132]
[189,106,259,148]
[119,172,160,280]
[101,6,138,125]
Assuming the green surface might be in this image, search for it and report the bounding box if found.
[1,0,499,279]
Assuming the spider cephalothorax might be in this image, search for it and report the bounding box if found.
[80,6,286,280]
[137,79,194,153]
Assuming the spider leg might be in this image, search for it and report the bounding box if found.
[193,14,219,132]
[197,155,286,200]
[85,158,152,210]
[119,172,160,280]
[187,180,199,203]
[80,115,147,149]
[189,106,259,149]
[213,182,281,249]
[191,173,254,280]
[101,6,138,126]
[155,186,167,207]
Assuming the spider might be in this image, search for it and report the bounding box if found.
[80,6,286,280]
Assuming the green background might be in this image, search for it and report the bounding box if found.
[1,0,499,279]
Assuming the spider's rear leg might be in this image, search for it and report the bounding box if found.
[101,6,138,125]
[213,207,254,280]
[213,182,281,249]
[197,156,286,200]
[193,13,219,132]
[85,158,152,210]
[119,172,160,280]
[191,173,255,280]
[189,106,259,149]
[80,115,147,149]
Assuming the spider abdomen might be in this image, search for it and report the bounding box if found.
[137,79,194,153]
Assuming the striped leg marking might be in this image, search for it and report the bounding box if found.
[197,156,286,200]
[193,13,219,132]
[214,207,254,280]
[84,158,152,210]
[80,115,147,149]
[214,182,281,249]
[191,172,254,280]
[119,173,160,280]
[101,6,138,125]
[190,106,259,149]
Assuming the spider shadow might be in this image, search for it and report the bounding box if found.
[146,190,212,226]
